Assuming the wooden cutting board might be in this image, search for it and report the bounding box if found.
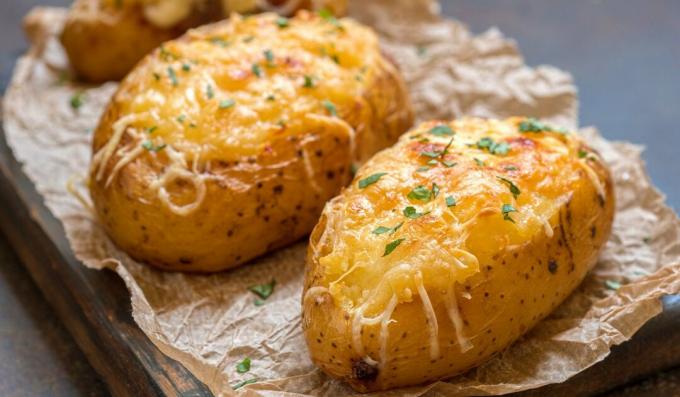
[0,128,678,396]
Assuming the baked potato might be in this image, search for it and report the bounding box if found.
[302,117,614,392]
[88,11,413,272]
[60,0,348,82]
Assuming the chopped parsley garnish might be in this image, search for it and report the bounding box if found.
[446,196,457,207]
[578,149,588,158]
[236,358,251,373]
[432,183,440,198]
[276,17,289,28]
[442,160,457,168]
[69,91,84,110]
[358,172,387,188]
[167,67,178,86]
[159,45,177,61]
[474,158,485,166]
[232,378,257,390]
[176,114,186,123]
[322,100,337,116]
[476,137,510,155]
[146,126,158,134]
[519,117,555,133]
[605,280,621,290]
[407,185,432,202]
[266,94,275,101]
[372,222,403,236]
[416,166,430,172]
[251,64,262,78]
[504,165,518,171]
[141,141,166,152]
[318,8,343,29]
[264,49,274,66]
[420,137,454,160]
[153,72,161,81]
[219,99,235,109]
[383,238,405,257]
[497,176,520,199]
[206,84,214,99]
[249,280,276,302]
[501,203,517,223]
[182,63,191,72]
[428,125,454,136]
[403,206,429,219]
[303,75,315,88]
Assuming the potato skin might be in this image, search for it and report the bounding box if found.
[88,12,413,272]
[60,0,347,83]
[302,117,614,392]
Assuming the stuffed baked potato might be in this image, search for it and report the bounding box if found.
[61,0,348,82]
[302,117,614,391]
[89,11,413,272]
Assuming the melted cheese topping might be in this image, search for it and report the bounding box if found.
[310,117,610,365]
[92,12,379,215]
[108,12,378,162]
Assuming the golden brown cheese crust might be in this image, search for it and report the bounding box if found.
[88,12,413,272]
[302,117,614,392]
[60,0,348,83]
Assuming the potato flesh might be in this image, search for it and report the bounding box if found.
[302,117,615,391]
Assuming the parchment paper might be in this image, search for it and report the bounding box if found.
[4,1,679,396]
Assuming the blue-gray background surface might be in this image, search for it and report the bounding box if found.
[0,1,678,395]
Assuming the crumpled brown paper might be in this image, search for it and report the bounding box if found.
[3,1,679,396]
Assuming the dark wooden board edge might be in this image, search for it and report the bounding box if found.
[0,123,678,397]
[0,129,213,396]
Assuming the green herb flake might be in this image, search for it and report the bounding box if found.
[242,35,255,43]
[416,166,430,173]
[501,203,517,223]
[182,63,191,72]
[219,99,235,109]
[251,64,262,78]
[358,172,387,189]
[322,100,337,116]
[643,237,652,244]
[477,137,493,149]
[407,185,432,202]
[146,126,158,134]
[236,357,251,374]
[141,141,166,152]
[519,117,554,133]
[442,161,457,168]
[303,75,315,88]
[403,206,429,219]
[490,141,510,155]
[206,84,214,99]
[497,176,521,199]
[266,94,275,101]
[249,280,276,300]
[372,222,403,236]
[446,196,457,207]
[421,151,440,158]
[264,49,275,66]
[176,114,186,123]
[416,45,427,57]
[578,149,588,158]
[167,67,179,86]
[605,280,621,290]
[431,183,440,198]
[232,378,257,390]
[383,238,405,257]
[318,8,343,29]
[276,17,289,28]
[69,91,85,110]
[474,158,485,167]
[159,45,177,61]
[428,125,454,136]
[504,165,518,171]
[153,72,161,81]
